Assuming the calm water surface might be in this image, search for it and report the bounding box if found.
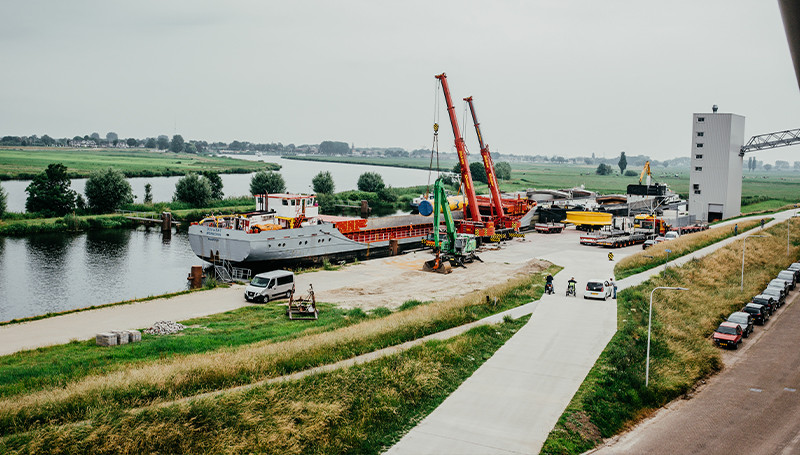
[0,157,435,321]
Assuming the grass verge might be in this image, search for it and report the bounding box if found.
[0,263,558,437]
[614,218,765,279]
[541,220,800,454]
[0,316,527,454]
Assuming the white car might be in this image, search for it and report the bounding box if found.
[664,231,680,240]
[584,279,613,300]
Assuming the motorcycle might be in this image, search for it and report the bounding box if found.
[566,282,577,297]
[545,282,554,295]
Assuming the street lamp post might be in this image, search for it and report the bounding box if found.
[741,235,767,291]
[664,249,672,272]
[646,286,689,387]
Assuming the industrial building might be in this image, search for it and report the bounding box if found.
[688,108,745,222]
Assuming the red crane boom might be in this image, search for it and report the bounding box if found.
[435,73,482,222]
[463,96,505,220]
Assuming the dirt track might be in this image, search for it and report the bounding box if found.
[319,254,550,310]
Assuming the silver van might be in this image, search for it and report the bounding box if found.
[244,270,295,303]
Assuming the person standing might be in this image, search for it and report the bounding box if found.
[610,277,617,299]
[734,224,738,236]
[761,218,765,230]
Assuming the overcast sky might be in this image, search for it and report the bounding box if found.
[2,1,799,162]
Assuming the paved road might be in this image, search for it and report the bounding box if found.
[593,288,800,455]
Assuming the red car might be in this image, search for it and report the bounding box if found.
[713,322,743,349]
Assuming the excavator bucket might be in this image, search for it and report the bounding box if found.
[423,257,452,274]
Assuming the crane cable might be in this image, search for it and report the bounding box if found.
[427,79,441,198]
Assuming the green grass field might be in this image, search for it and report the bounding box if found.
[0,147,278,179]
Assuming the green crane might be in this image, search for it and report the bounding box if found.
[423,177,480,273]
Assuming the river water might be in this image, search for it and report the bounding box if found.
[0,156,436,321]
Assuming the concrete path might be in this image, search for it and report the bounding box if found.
[387,209,798,455]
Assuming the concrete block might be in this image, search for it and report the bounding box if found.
[96,332,118,347]
[111,330,129,345]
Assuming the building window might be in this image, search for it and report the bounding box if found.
[697,132,704,137]
[695,154,703,159]
[694,190,701,194]
[693,184,700,190]
[695,167,702,171]
[696,143,704,148]
[698,117,705,122]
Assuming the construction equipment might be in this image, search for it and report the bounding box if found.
[639,161,652,185]
[286,284,318,320]
[423,177,481,273]
[634,214,671,236]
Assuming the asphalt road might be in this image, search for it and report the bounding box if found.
[593,288,800,455]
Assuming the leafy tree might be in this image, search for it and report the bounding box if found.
[201,171,224,200]
[84,167,134,213]
[41,134,55,146]
[90,132,100,141]
[106,132,118,142]
[25,163,77,216]
[170,135,185,153]
[144,183,153,203]
[776,160,790,170]
[794,161,800,171]
[174,173,212,207]
[156,136,169,150]
[764,163,773,171]
[145,137,157,148]
[357,172,385,192]
[618,152,627,174]
[469,162,488,184]
[584,157,594,165]
[126,138,137,147]
[312,171,335,194]
[250,170,286,195]
[0,184,6,216]
[319,141,350,156]
[184,142,197,154]
[596,163,613,175]
[494,161,512,180]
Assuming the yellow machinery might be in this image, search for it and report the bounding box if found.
[564,211,612,231]
[639,161,652,185]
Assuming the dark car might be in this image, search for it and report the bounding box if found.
[727,311,754,338]
[771,278,792,295]
[742,303,770,325]
[785,264,800,281]
[777,271,797,290]
[752,294,778,312]
[713,322,743,349]
[763,286,786,306]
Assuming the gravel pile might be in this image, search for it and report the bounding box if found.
[145,321,187,335]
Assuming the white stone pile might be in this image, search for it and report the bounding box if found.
[96,330,142,347]
[144,321,187,335]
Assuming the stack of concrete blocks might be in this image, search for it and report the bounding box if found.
[96,330,142,347]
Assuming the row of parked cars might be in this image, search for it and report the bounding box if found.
[712,263,800,349]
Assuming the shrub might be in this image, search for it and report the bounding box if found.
[495,161,512,180]
[25,163,77,217]
[250,170,286,195]
[201,171,224,200]
[624,170,638,177]
[173,173,212,207]
[312,171,335,194]
[357,172,385,192]
[84,167,134,213]
[596,164,613,175]
[0,184,6,216]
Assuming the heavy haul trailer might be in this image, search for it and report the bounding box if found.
[595,232,651,248]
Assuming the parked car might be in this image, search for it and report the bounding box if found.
[584,279,613,300]
[664,231,680,240]
[763,285,787,306]
[244,270,295,303]
[727,311,754,338]
[752,294,778,312]
[742,302,770,325]
[643,239,657,250]
[786,263,800,281]
[771,277,792,295]
[712,322,743,349]
[777,270,797,290]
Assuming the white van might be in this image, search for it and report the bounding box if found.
[244,270,295,303]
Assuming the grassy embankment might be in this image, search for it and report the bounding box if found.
[540,220,800,455]
[0,263,558,451]
[0,147,277,180]
[614,218,766,279]
[2,317,528,454]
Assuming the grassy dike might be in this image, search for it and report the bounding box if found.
[0,264,558,445]
[614,218,766,279]
[2,316,528,454]
[540,220,800,454]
